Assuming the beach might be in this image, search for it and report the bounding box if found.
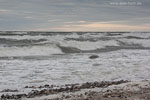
[1,80,150,100]
[1,0,150,99]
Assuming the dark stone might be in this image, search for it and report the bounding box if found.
[44,84,50,88]
[89,55,99,59]
[1,89,18,92]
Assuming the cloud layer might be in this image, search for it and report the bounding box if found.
[0,0,150,31]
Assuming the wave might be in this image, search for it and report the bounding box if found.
[1,41,149,57]
[0,38,47,46]
[0,44,63,57]
[0,32,150,57]
[0,39,119,57]
[0,31,90,36]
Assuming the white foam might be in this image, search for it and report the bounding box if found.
[122,32,150,38]
[0,49,150,93]
[0,44,63,57]
[59,40,119,50]
[118,38,150,47]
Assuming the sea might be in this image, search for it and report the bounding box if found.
[0,31,150,95]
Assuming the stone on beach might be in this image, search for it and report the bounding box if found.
[89,55,99,59]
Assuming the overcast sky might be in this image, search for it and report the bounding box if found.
[0,0,150,31]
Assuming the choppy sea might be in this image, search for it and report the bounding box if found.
[0,31,150,95]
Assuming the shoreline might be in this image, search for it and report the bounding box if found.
[1,80,150,100]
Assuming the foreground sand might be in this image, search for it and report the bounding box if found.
[1,80,150,100]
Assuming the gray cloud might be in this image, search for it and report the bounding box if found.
[0,0,150,31]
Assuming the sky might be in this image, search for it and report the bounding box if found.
[0,0,150,31]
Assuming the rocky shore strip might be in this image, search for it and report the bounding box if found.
[1,80,129,99]
[47,86,150,100]
[32,81,150,100]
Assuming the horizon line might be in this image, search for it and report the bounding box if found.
[0,31,150,33]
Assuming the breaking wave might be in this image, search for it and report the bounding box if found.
[0,44,63,57]
[0,31,150,57]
